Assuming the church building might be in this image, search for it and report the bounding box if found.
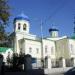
[0,13,75,69]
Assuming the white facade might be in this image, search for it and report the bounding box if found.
[68,39,75,57]
[13,14,75,69]
[5,13,75,69]
[1,14,75,69]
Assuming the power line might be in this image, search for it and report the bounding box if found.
[45,0,70,25]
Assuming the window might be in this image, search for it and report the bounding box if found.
[36,48,39,54]
[23,23,26,30]
[45,46,47,53]
[70,44,73,54]
[18,23,20,30]
[51,47,54,54]
[29,47,32,53]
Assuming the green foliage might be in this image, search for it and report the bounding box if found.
[0,0,10,42]
[0,0,10,24]
[0,23,8,47]
[0,24,6,40]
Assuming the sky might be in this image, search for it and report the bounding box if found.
[7,0,75,37]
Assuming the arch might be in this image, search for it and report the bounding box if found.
[23,23,26,30]
[18,23,21,30]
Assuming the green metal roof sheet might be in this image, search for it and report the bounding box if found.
[0,47,12,52]
[71,35,75,39]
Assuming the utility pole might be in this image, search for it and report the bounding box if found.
[40,20,44,68]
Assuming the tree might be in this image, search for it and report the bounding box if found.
[0,0,10,24]
[0,23,9,47]
[0,24,6,40]
[0,0,10,42]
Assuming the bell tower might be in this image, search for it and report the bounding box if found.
[13,13,30,54]
[14,13,30,34]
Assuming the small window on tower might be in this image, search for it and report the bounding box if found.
[18,23,20,30]
[23,23,26,30]
[29,47,32,53]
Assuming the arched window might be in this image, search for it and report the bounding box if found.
[70,44,74,54]
[45,45,48,53]
[23,23,26,30]
[29,47,32,53]
[36,48,39,54]
[18,23,20,30]
[51,47,54,55]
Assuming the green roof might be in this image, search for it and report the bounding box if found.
[0,47,12,52]
[71,34,75,39]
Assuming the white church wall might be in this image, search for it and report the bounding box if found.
[15,20,30,33]
[69,39,75,58]
[19,39,25,53]
[25,40,41,58]
[14,36,20,54]
[42,39,55,59]
[13,13,75,68]
[16,32,37,40]
[25,39,42,68]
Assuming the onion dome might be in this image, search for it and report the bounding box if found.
[14,13,29,23]
[49,26,59,32]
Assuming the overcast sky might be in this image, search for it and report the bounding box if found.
[7,0,75,37]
